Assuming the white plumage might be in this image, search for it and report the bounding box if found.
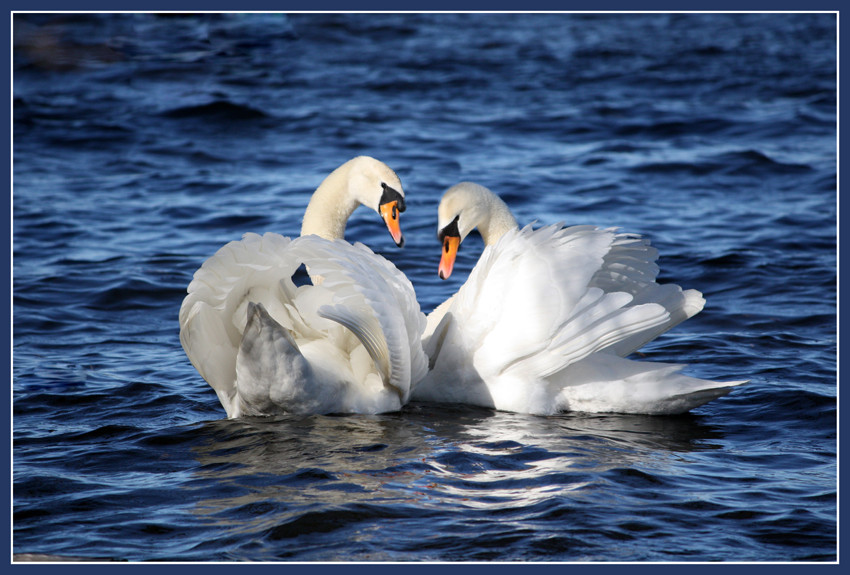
[414,182,745,415]
[179,157,427,418]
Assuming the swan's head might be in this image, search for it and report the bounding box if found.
[348,156,407,247]
[436,182,517,280]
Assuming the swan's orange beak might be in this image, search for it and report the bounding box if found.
[438,235,460,280]
[379,200,405,247]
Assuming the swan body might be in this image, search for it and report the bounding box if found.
[179,157,427,418]
[414,182,745,415]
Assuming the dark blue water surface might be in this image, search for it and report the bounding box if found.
[12,13,836,562]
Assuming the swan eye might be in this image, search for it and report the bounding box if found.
[438,215,461,243]
[380,183,405,212]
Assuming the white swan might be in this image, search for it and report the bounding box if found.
[179,157,428,418]
[413,182,745,415]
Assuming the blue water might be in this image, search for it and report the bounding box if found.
[12,13,836,562]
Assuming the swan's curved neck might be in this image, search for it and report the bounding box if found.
[477,194,518,246]
[300,162,360,240]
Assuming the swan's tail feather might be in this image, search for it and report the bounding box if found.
[234,302,316,417]
[553,353,747,415]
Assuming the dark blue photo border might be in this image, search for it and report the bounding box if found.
[5,2,842,573]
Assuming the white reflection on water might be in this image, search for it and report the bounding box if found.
[187,404,726,524]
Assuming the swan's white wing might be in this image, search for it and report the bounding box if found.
[416,223,743,415]
[449,225,672,380]
[287,235,428,401]
[180,232,426,417]
[350,240,429,391]
[179,232,300,415]
[588,232,706,356]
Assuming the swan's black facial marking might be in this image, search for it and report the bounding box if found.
[380,182,406,212]
[437,215,461,280]
[438,215,461,244]
[379,182,406,248]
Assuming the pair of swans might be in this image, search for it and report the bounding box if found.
[179,157,743,418]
